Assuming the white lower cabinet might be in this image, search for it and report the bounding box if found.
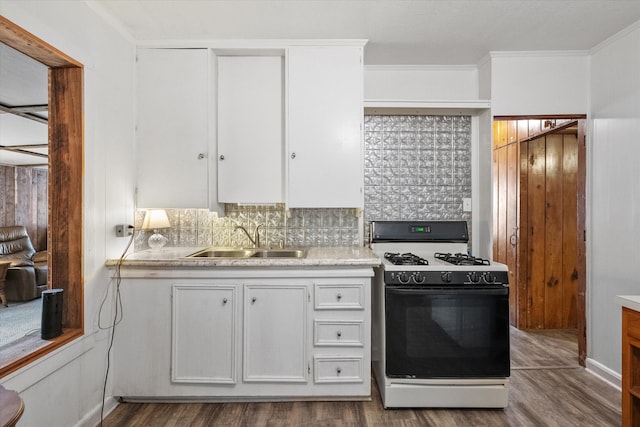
[113,271,371,400]
[311,279,369,389]
[172,285,236,383]
[243,284,307,382]
[314,356,364,383]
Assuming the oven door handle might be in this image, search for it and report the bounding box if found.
[386,286,508,296]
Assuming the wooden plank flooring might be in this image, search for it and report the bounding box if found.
[102,328,620,426]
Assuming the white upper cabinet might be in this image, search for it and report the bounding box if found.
[287,45,365,208]
[135,48,210,208]
[216,56,284,204]
[134,42,365,209]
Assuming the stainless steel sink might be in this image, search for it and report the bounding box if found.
[251,249,306,258]
[187,247,306,259]
[188,248,255,258]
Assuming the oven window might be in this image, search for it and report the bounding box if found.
[385,287,510,378]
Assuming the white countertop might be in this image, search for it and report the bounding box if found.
[617,295,640,312]
[106,246,381,269]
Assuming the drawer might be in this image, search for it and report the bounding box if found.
[315,283,364,310]
[314,356,364,383]
[314,320,363,346]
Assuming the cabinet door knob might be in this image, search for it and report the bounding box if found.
[198,153,206,160]
[222,297,228,304]
[219,154,225,161]
[336,367,342,375]
[290,152,296,159]
[337,331,342,338]
[252,297,257,303]
[336,293,342,301]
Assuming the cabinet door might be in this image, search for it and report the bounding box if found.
[136,48,209,208]
[244,284,308,382]
[287,46,364,208]
[172,285,237,383]
[217,56,284,203]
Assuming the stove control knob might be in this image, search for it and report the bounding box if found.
[468,272,480,283]
[441,271,452,283]
[398,272,410,284]
[483,272,495,283]
[413,272,426,284]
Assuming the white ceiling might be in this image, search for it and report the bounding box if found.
[92,0,640,65]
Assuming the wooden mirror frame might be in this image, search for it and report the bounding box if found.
[0,16,84,377]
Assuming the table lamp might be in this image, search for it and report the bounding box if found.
[141,209,171,250]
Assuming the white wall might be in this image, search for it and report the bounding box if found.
[364,65,479,101]
[363,64,494,258]
[588,21,640,375]
[0,1,136,426]
[490,52,589,116]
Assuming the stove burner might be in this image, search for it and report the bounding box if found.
[384,252,429,266]
[434,252,490,266]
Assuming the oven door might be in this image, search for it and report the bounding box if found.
[385,285,510,379]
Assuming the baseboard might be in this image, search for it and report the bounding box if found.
[585,357,621,390]
[75,396,119,427]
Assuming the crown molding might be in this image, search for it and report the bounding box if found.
[135,39,368,49]
[365,64,478,72]
[590,19,640,55]
[489,50,589,58]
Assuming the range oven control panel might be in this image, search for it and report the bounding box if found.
[384,270,509,286]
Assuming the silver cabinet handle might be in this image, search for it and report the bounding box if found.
[290,152,296,159]
[219,154,225,161]
[222,297,228,304]
[337,331,342,338]
[198,153,206,160]
[336,367,342,375]
[336,293,342,301]
[251,297,257,303]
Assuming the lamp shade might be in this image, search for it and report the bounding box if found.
[141,209,171,230]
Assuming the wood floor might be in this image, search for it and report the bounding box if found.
[102,328,621,427]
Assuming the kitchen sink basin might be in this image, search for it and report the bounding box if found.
[250,249,306,258]
[188,248,255,258]
[187,248,306,259]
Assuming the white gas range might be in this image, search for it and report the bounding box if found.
[369,220,510,409]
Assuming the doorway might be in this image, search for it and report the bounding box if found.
[493,116,586,365]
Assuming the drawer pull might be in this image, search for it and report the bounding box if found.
[336,367,342,375]
[336,331,342,338]
[252,297,257,304]
[336,293,342,301]
[222,297,228,305]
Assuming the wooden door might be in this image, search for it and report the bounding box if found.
[521,129,579,329]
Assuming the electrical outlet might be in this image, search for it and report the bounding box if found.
[115,224,133,237]
[463,198,472,212]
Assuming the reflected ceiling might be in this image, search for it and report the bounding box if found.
[0,43,48,167]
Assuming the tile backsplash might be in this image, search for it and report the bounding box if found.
[135,115,472,250]
[363,115,472,242]
[134,205,360,250]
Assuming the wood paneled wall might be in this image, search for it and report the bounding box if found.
[0,165,48,251]
[493,118,584,331]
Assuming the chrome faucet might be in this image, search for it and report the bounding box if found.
[235,224,263,248]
